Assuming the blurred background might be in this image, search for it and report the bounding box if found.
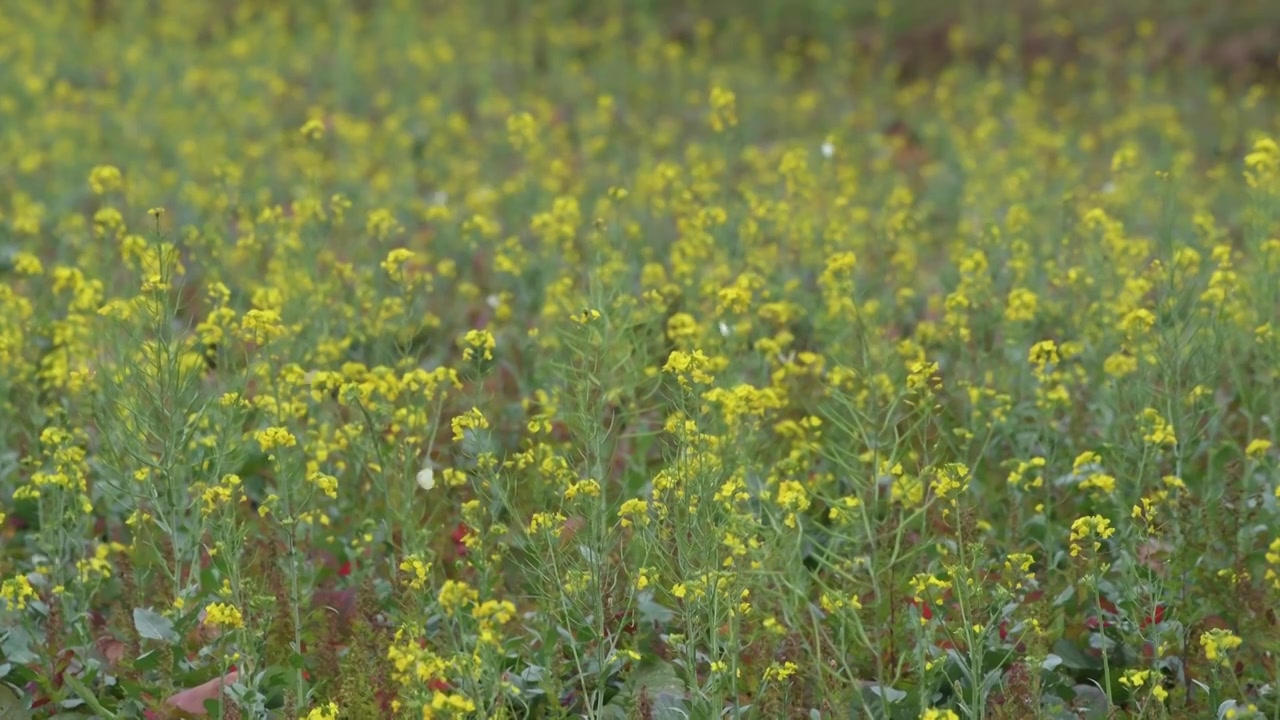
[534,0,1280,85]
[80,0,1280,87]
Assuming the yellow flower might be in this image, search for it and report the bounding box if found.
[827,495,862,524]
[1103,351,1138,378]
[708,86,737,132]
[909,573,953,609]
[635,567,655,591]
[203,602,244,629]
[307,471,338,500]
[0,575,36,611]
[1118,308,1156,337]
[527,512,565,534]
[1028,339,1059,372]
[762,661,798,682]
[1245,136,1280,187]
[380,247,417,280]
[891,473,924,506]
[1119,669,1150,688]
[237,308,288,344]
[774,480,810,528]
[932,463,970,501]
[618,498,649,528]
[1069,515,1115,557]
[1139,408,1177,447]
[12,252,43,276]
[570,307,601,324]
[255,426,297,452]
[88,165,123,194]
[662,349,715,386]
[450,408,489,442]
[426,691,476,718]
[1004,288,1038,322]
[460,329,496,361]
[1246,439,1272,458]
[1080,473,1116,496]
[564,479,601,501]
[906,360,939,393]
[1200,628,1243,665]
[299,118,326,140]
[437,579,477,616]
[366,208,402,239]
[506,111,538,151]
[300,702,339,720]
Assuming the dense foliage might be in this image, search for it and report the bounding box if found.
[2,2,1280,718]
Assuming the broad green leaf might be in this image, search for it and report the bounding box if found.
[133,607,178,643]
[134,649,163,672]
[0,627,38,664]
[0,683,29,719]
[621,661,687,719]
[1051,638,1101,672]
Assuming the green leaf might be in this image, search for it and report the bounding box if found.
[597,706,628,720]
[134,650,162,672]
[2,665,36,687]
[132,607,178,643]
[635,590,674,624]
[60,672,119,719]
[1050,638,1101,672]
[116,678,148,701]
[1,627,38,664]
[624,661,686,719]
[0,682,29,719]
[867,684,907,703]
[1072,683,1109,719]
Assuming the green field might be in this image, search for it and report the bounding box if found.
[3,1,1280,718]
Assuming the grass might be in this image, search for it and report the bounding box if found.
[2,1,1280,718]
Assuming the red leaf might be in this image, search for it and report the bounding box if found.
[164,670,238,715]
[1084,616,1116,630]
[1141,604,1166,628]
[96,636,127,666]
[451,522,469,557]
[905,597,934,620]
[313,588,357,623]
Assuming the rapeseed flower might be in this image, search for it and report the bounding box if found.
[203,602,245,630]
[1201,628,1243,666]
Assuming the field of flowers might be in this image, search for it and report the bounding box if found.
[4,1,1280,718]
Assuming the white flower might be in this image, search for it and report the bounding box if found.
[416,467,435,491]
[821,140,835,159]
